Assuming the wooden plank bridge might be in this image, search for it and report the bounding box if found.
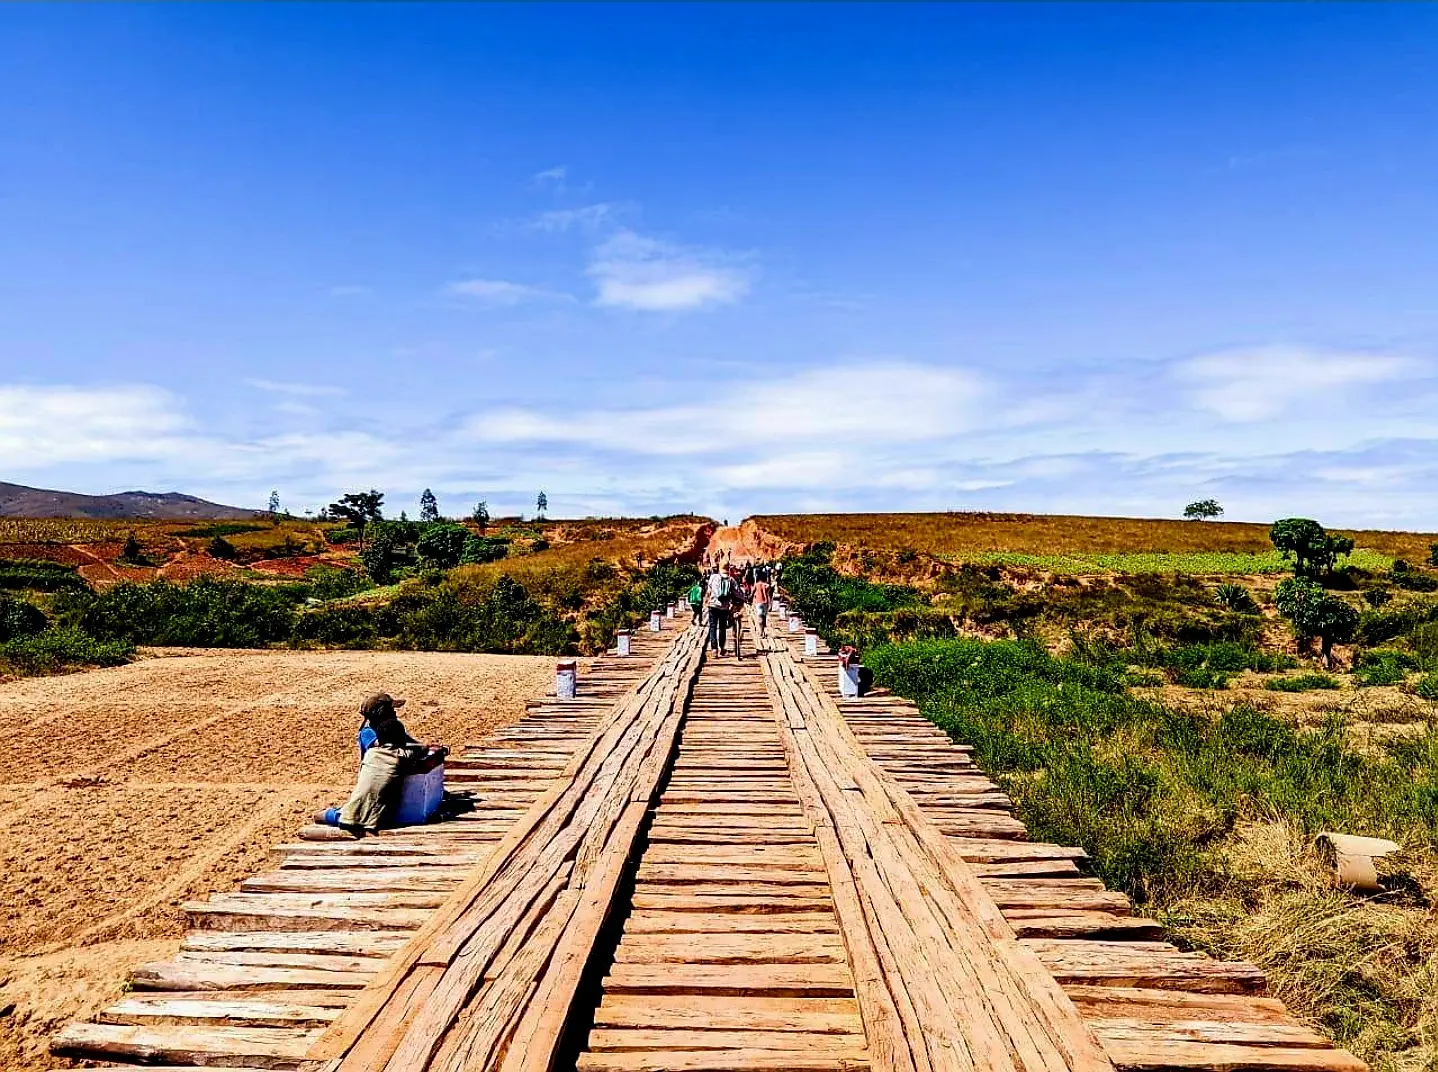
[54,607,1365,1072]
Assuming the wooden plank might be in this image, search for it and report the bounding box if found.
[576,1050,871,1072]
[50,1022,317,1070]
[100,995,344,1028]
[130,961,373,992]
[585,1028,867,1053]
[593,994,862,1034]
[604,962,858,996]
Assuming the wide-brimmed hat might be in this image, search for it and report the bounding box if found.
[360,692,406,719]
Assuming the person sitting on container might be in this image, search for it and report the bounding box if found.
[316,693,447,835]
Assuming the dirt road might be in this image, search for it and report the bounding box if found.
[0,648,554,1070]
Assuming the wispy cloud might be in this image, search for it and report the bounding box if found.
[531,165,568,189]
[327,284,371,297]
[587,229,751,312]
[245,379,348,398]
[531,202,621,234]
[1175,345,1415,422]
[445,278,567,305]
[467,361,980,452]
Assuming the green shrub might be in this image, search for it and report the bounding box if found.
[303,567,372,601]
[1160,640,1295,675]
[1356,599,1438,646]
[0,627,132,673]
[77,579,298,647]
[1353,649,1418,687]
[1174,666,1229,689]
[1390,560,1438,592]
[292,606,379,647]
[1122,668,1166,688]
[175,522,266,538]
[393,576,575,654]
[460,535,509,565]
[324,526,361,545]
[417,524,469,569]
[1213,583,1257,613]
[0,558,89,592]
[0,595,47,642]
[1412,674,1438,702]
[781,544,923,636]
[1265,673,1341,692]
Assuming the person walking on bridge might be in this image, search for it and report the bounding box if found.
[704,566,731,655]
[728,568,749,659]
[751,574,772,634]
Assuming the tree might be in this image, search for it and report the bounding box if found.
[536,491,548,520]
[1183,499,1223,521]
[1274,577,1359,668]
[327,490,385,550]
[119,532,149,566]
[419,488,439,523]
[472,501,490,532]
[267,490,281,515]
[208,535,238,561]
[417,523,468,569]
[1269,518,1353,578]
[361,524,401,584]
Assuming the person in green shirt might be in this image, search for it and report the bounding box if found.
[687,578,705,625]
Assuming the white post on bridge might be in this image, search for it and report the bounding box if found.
[555,659,578,699]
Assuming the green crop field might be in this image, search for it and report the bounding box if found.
[950,548,1395,575]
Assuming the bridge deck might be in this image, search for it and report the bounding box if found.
[53,609,1363,1072]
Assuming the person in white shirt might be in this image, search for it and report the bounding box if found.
[704,567,730,655]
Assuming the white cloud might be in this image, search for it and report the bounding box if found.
[445,278,563,305]
[0,384,190,466]
[13,344,1438,526]
[246,379,347,397]
[532,165,568,188]
[587,230,751,311]
[1176,345,1415,422]
[467,361,979,453]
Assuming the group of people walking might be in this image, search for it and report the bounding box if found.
[687,562,778,659]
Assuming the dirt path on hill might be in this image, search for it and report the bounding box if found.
[702,518,795,566]
[0,648,554,1071]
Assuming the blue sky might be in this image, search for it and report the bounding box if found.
[3,4,1438,526]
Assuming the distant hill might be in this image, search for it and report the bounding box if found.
[0,482,260,520]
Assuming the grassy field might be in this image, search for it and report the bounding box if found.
[959,548,1395,574]
[776,534,1438,1072]
[751,512,1438,564]
[866,637,1437,1072]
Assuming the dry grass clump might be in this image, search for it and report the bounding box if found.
[1165,820,1437,1072]
[751,512,1438,563]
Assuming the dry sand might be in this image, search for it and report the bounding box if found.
[0,647,553,1070]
